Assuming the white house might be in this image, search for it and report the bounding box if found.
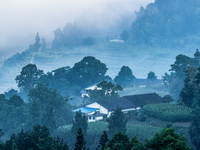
[73,93,163,122]
[80,79,116,98]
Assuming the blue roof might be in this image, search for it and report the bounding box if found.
[73,107,99,114]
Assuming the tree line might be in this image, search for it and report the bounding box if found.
[0,108,190,150]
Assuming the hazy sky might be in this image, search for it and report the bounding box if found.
[0,0,154,50]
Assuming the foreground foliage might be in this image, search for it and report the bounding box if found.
[145,128,190,150]
[3,125,68,150]
[189,107,200,150]
[0,126,190,150]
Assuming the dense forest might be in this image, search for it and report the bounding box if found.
[1,0,200,149]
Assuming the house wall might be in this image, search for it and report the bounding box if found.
[88,115,104,122]
[86,102,108,114]
[107,107,141,117]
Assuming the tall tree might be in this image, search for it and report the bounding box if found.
[114,66,135,87]
[34,32,41,51]
[194,49,200,67]
[74,128,87,150]
[107,108,127,136]
[96,131,109,150]
[15,64,44,93]
[72,111,88,136]
[70,56,108,87]
[179,67,196,107]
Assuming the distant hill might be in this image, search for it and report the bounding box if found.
[131,0,200,45]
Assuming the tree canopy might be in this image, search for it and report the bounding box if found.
[145,128,190,150]
[131,0,200,45]
[114,66,135,87]
[70,56,108,87]
[15,64,44,93]
[147,71,157,79]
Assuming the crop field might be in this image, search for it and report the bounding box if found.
[142,103,193,122]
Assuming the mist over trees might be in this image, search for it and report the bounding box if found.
[130,0,200,45]
[1,0,200,149]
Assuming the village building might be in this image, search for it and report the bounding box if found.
[80,79,117,98]
[73,93,163,122]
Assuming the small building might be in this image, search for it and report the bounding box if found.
[73,93,163,122]
[80,79,116,98]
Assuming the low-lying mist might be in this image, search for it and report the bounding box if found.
[0,0,154,54]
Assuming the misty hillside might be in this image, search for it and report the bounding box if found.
[1,0,200,93]
[131,0,200,45]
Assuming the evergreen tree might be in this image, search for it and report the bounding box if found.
[34,32,41,51]
[179,76,195,107]
[72,111,88,135]
[74,128,86,150]
[107,108,127,136]
[194,49,200,67]
[96,131,109,150]
[106,132,131,150]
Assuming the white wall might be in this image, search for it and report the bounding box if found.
[86,102,108,114]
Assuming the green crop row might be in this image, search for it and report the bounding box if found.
[142,103,192,122]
